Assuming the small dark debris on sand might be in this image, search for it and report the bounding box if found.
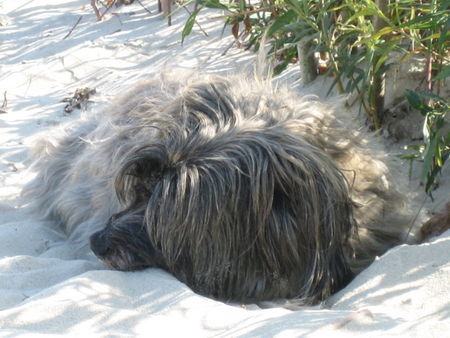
[62,88,96,113]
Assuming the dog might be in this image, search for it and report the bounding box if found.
[23,71,414,305]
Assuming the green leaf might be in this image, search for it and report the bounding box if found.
[284,0,304,15]
[436,144,443,167]
[198,0,229,10]
[421,135,438,182]
[437,23,450,48]
[401,13,447,29]
[400,153,421,160]
[434,66,450,81]
[439,0,450,10]
[419,92,449,104]
[346,8,379,23]
[239,0,245,12]
[372,26,396,40]
[445,131,450,146]
[405,90,428,115]
[267,10,297,37]
[181,8,201,44]
[423,116,430,144]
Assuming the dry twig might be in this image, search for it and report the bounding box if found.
[91,0,103,20]
[1,91,7,109]
[136,0,152,14]
[63,16,83,40]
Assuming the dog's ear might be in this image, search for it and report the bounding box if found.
[115,144,169,205]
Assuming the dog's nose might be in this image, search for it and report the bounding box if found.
[89,231,110,257]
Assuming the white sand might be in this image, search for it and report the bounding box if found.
[0,0,449,336]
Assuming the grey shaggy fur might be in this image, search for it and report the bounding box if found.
[24,72,412,304]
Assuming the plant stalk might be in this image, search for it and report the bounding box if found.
[370,0,390,129]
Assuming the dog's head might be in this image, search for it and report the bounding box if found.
[89,78,356,303]
[90,186,167,271]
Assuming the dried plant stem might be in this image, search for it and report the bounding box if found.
[1,91,7,109]
[63,16,83,40]
[370,0,389,129]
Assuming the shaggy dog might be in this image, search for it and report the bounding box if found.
[24,72,413,305]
